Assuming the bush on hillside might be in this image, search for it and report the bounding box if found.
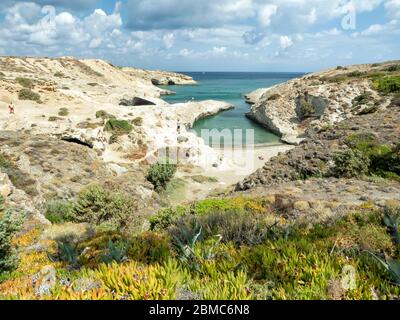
[104,119,133,136]
[374,76,400,94]
[95,110,115,120]
[16,77,34,89]
[0,196,23,274]
[58,108,69,117]
[18,89,41,103]
[44,200,74,224]
[333,149,370,178]
[146,161,177,192]
[68,185,139,231]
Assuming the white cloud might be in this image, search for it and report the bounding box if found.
[163,33,175,49]
[179,48,192,57]
[279,36,293,50]
[258,4,278,27]
[89,38,102,48]
[385,0,400,18]
[213,46,227,55]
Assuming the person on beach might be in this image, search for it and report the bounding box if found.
[8,102,15,114]
[177,120,181,133]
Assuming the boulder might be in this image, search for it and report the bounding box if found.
[119,97,156,106]
[0,172,13,197]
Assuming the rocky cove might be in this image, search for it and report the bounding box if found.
[1,56,400,300]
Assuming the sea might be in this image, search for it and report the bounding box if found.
[161,72,304,146]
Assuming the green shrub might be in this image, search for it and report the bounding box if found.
[374,76,400,94]
[298,97,315,119]
[48,116,62,122]
[49,240,82,267]
[352,92,372,106]
[58,108,69,117]
[44,200,74,224]
[18,89,41,103]
[333,149,370,178]
[104,119,133,136]
[384,65,400,72]
[95,110,115,120]
[146,161,177,191]
[68,185,139,231]
[169,210,283,247]
[16,77,34,88]
[348,71,365,78]
[127,232,171,264]
[0,200,24,274]
[345,133,400,178]
[101,239,128,264]
[132,117,143,126]
[87,83,98,87]
[54,71,64,77]
[108,134,119,144]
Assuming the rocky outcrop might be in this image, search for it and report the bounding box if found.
[122,67,197,86]
[0,131,155,224]
[0,56,232,172]
[119,97,156,106]
[245,61,397,145]
[236,102,400,192]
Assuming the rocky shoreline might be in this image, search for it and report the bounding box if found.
[245,61,398,145]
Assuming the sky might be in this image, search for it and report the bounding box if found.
[0,0,399,72]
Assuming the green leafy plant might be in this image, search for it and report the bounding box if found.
[50,240,81,267]
[44,200,74,224]
[146,161,177,191]
[18,88,41,103]
[16,77,34,88]
[68,185,138,231]
[131,117,143,126]
[383,207,400,246]
[104,119,133,135]
[58,108,69,117]
[374,75,400,94]
[101,239,128,264]
[333,149,370,178]
[95,110,115,120]
[368,252,400,285]
[0,200,24,274]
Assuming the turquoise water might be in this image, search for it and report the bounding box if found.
[162,72,304,146]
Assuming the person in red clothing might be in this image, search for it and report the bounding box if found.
[8,102,15,114]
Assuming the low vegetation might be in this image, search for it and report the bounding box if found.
[104,119,132,136]
[297,95,316,119]
[44,185,141,232]
[58,108,69,117]
[95,110,115,120]
[18,89,41,103]
[373,75,400,94]
[1,195,399,300]
[16,77,34,89]
[146,161,177,192]
[333,133,400,181]
[0,196,23,274]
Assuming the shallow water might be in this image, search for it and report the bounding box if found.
[162,72,304,146]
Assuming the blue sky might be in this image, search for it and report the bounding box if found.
[0,0,399,72]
